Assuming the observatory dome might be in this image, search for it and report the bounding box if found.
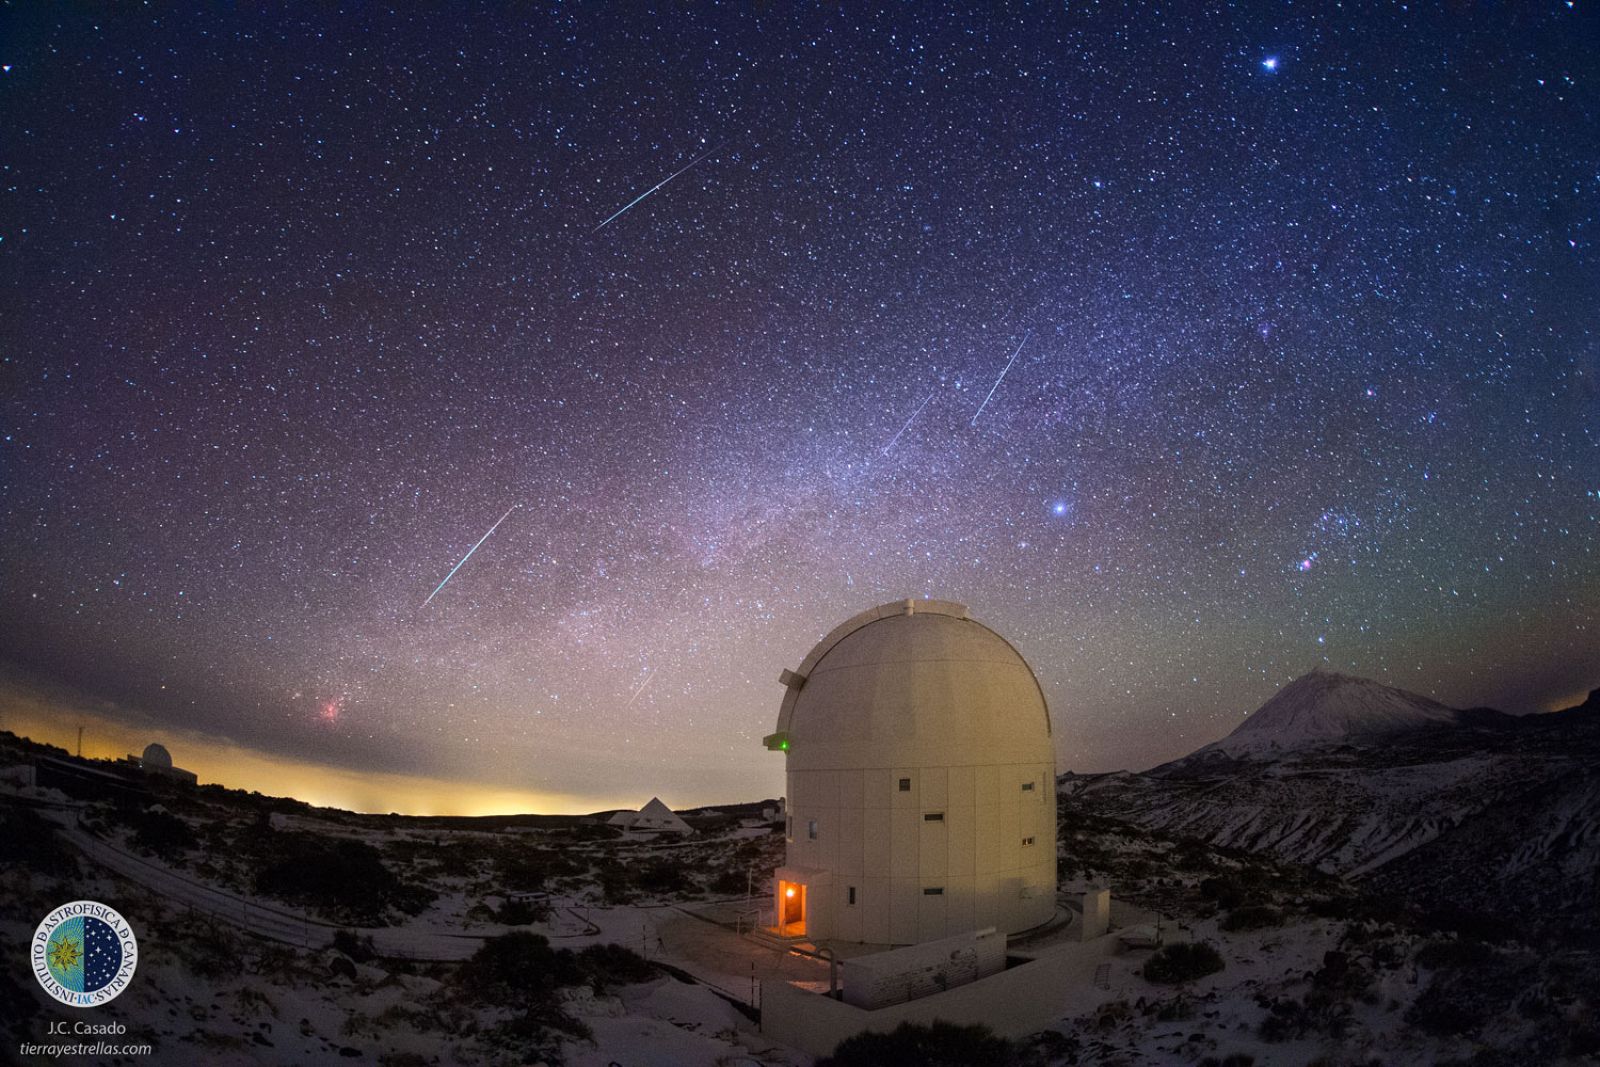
[767,599,1058,946]
[772,599,1051,770]
[141,742,173,769]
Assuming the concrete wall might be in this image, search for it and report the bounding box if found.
[762,936,1122,1059]
[841,927,1006,1009]
[1079,888,1110,941]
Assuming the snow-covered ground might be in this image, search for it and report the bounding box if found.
[5,732,1597,1065]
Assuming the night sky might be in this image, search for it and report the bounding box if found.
[3,4,1597,810]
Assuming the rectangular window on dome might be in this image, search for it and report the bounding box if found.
[1022,836,1036,847]
[807,818,818,840]
[923,812,944,822]
[1021,781,1036,792]
[847,886,857,906]
[898,777,911,792]
[922,887,944,896]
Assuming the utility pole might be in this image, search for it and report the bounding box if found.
[77,726,83,758]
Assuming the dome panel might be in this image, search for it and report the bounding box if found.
[776,601,1051,770]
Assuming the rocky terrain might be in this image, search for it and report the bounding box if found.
[4,679,1599,1065]
[1064,676,1600,943]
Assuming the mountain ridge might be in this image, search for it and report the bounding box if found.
[1177,668,1515,765]
[1064,675,1600,937]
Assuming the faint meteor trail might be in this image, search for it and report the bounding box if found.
[594,145,720,232]
[421,505,518,608]
[623,668,656,707]
[970,330,1032,425]
[881,389,937,454]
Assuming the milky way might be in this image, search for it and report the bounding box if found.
[2,5,1596,806]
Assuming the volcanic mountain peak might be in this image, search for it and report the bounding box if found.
[1201,668,1462,757]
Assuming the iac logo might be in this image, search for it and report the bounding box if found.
[32,901,138,1007]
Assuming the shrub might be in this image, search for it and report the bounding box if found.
[457,931,581,1005]
[495,897,550,925]
[255,834,434,923]
[819,1021,1018,1066]
[454,933,654,1055]
[1144,942,1225,984]
[574,943,656,991]
[0,808,76,875]
[495,851,552,893]
[130,809,198,858]
[1415,939,1494,971]
[1199,875,1252,910]
[635,858,691,896]
[1221,905,1283,932]
[709,867,750,895]
[332,929,377,963]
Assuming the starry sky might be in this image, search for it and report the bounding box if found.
[2,4,1597,812]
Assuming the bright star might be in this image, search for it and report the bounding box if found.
[1262,56,1279,72]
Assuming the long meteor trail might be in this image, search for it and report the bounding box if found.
[882,389,937,454]
[421,504,517,608]
[594,145,720,232]
[970,330,1032,425]
[623,668,657,708]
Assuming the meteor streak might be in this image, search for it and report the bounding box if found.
[624,668,656,707]
[594,145,720,232]
[421,504,518,608]
[881,389,937,454]
[970,330,1032,425]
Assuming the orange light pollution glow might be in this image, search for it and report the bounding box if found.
[1,684,626,817]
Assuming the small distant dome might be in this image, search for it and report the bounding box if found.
[142,743,172,769]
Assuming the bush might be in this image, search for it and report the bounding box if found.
[1221,905,1283,932]
[495,897,551,925]
[255,834,434,923]
[1199,875,1253,910]
[454,933,655,1054]
[332,929,377,963]
[1415,939,1494,971]
[635,858,691,896]
[819,1021,1018,1066]
[0,808,76,875]
[461,932,579,1001]
[495,851,552,893]
[1144,942,1225,984]
[574,943,656,991]
[708,867,750,895]
[130,809,198,858]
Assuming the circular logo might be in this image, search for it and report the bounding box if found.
[31,901,138,1007]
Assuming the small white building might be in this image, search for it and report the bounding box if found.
[764,599,1057,946]
[607,797,694,835]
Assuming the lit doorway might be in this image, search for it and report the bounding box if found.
[778,880,806,937]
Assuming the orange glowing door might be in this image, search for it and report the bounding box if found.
[779,881,806,936]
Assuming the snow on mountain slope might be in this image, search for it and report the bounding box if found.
[1073,752,1513,874]
[1189,668,1464,759]
[1068,683,1600,932]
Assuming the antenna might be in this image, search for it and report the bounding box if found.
[77,725,84,758]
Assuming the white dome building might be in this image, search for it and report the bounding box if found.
[764,599,1057,946]
[141,743,173,770]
